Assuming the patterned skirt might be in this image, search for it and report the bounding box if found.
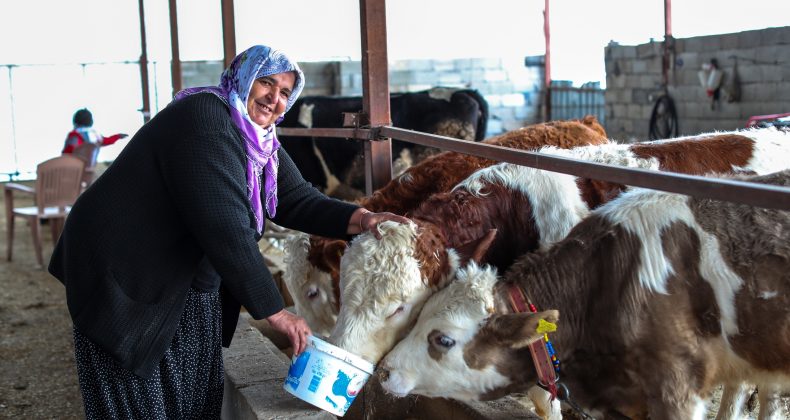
[73,288,224,419]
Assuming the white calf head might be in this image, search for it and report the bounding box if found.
[380,263,558,401]
[329,221,457,364]
[283,233,343,337]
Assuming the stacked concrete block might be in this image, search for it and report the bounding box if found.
[298,62,340,97]
[605,26,790,142]
[181,61,224,89]
[300,56,545,137]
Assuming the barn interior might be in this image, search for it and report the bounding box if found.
[2,0,789,419]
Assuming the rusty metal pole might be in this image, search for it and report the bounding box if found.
[662,0,673,87]
[221,0,237,69]
[137,0,151,123]
[543,0,552,122]
[168,0,182,97]
[359,0,392,195]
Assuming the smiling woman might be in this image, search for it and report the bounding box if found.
[247,73,295,128]
[47,43,410,419]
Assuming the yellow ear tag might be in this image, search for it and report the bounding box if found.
[536,319,557,334]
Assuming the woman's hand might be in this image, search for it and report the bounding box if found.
[349,208,411,239]
[266,309,312,355]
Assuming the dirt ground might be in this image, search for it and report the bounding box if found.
[0,184,293,419]
[1,181,787,419]
[0,190,83,419]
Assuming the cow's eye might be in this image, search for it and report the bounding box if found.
[306,287,319,299]
[434,334,455,349]
[386,305,405,319]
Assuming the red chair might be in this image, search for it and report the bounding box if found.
[5,155,84,267]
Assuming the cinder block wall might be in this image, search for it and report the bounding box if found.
[183,57,545,138]
[604,26,790,142]
[332,57,544,137]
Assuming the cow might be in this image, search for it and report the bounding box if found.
[329,127,790,362]
[378,169,790,420]
[278,87,489,194]
[282,117,610,337]
[328,127,790,418]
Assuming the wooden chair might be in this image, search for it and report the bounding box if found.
[71,142,100,190]
[5,155,85,267]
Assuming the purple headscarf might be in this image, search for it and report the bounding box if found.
[173,45,305,232]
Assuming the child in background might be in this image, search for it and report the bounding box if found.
[62,108,127,154]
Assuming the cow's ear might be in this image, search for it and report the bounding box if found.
[487,310,559,349]
[456,228,497,265]
[322,240,347,272]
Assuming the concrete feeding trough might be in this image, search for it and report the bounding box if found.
[223,312,541,419]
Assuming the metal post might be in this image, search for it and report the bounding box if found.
[137,0,151,123]
[543,0,552,122]
[359,0,392,194]
[221,0,237,69]
[662,0,673,87]
[168,0,182,97]
[7,66,19,180]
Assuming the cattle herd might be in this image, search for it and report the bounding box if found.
[280,114,789,419]
[279,87,489,198]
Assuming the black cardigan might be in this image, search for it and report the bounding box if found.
[49,93,358,379]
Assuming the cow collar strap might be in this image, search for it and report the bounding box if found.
[507,285,595,420]
[506,284,560,399]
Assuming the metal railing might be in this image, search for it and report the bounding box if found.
[278,125,790,211]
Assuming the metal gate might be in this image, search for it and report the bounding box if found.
[549,80,605,124]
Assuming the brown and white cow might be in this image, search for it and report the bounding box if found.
[329,127,790,418]
[379,170,790,420]
[283,117,609,336]
[330,126,790,362]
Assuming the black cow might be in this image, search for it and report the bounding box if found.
[279,87,489,194]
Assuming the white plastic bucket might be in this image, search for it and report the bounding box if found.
[283,335,375,417]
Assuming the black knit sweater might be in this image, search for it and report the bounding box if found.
[49,93,359,379]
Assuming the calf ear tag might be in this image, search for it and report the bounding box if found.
[536,319,557,334]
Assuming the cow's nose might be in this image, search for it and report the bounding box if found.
[377,366,390,383]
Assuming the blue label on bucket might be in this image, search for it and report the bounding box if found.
[307,373,323,393]
[285,351,311,390]
[327,369,366,412]
[283,337,372,417]
[306,356,329,394]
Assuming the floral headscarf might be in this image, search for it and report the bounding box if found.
[174,45,305,232]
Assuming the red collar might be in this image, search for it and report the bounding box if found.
[507,284,559,400]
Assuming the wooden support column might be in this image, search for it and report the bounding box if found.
[168,0,182,96]
[137,0,151,123]
[359,0,392,195]
[221,0,236,69]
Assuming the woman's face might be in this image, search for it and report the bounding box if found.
[246,71,296,128]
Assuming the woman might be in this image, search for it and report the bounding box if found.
[49,44,409,419]
[62,108,128,154]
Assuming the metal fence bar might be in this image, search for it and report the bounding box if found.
[277,127,369,139]
[380,126,790,211]
[276,125,790,210]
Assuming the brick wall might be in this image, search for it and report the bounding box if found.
[604,26,790,142]
[182,57,545,137]
[332,57,544,137]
